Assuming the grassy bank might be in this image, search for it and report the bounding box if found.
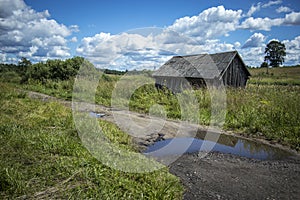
[0,82,183,199]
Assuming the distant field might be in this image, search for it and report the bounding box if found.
[249,65,300,77]
[248,66,300,85]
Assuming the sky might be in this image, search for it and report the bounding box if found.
[0,0,300,70]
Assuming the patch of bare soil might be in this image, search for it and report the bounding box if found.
[169,152,300,200]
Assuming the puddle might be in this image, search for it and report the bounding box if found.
[89,112,105,118]
[144,132,294,160]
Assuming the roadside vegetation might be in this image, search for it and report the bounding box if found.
[0,82,183,199]
[119,79,300,150]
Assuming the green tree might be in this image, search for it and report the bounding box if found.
[29,63,50,81]
[264,40,286,67]
[18,57,32,77]
[18,57,32,67]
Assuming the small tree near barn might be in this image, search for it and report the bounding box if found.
[264,40,286,67]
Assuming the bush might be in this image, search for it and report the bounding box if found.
[0,71,21,83]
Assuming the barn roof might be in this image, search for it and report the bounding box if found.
[152,51,250,79]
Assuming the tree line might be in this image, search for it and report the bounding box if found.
[0,57,155,84]
[0,56,89,83]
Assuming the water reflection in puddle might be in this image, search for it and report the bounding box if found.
[144,132,294,160]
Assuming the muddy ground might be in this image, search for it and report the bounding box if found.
[170,152,300,200]
[28,91,300,200]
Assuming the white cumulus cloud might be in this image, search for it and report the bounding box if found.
[0,0,77,62]
[282,36,300,65]
[76,32,162,69]
[3,1,297,68]
[76,4,300,69]
[0,0,26,18]
[167,6,242,41]
[242,33,266,48]
[76,27,239,70]
[239,17,284,31]
[283,12,300,25]
[239,47,265,67]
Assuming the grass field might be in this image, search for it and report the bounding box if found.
[4,66,300,151]
[248,66,300,85]
[0,82,183,199]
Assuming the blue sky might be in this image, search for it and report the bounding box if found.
[1,0,300,69]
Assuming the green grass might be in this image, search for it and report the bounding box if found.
[0,82,183,199]
[20,78,75,100]
[3,66,300,151]
[249,65,300,77]
[248,66,300,85]
[225,85,300,150]
[125,83,300,150]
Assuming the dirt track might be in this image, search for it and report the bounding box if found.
[28,91,300,200]
[170,152,300,200]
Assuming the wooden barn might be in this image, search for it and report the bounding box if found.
[152,51,250,91]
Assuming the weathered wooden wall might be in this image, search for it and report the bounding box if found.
[221,56,248,87]
[155,77,190,92]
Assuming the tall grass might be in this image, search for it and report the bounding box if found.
[225,85,300,150]
[0,82,183,199]
[4,69,300,151]
[126,83,300,150]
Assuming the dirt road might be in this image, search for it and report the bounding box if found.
[28,91,300,200]
[170,152,300,200]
